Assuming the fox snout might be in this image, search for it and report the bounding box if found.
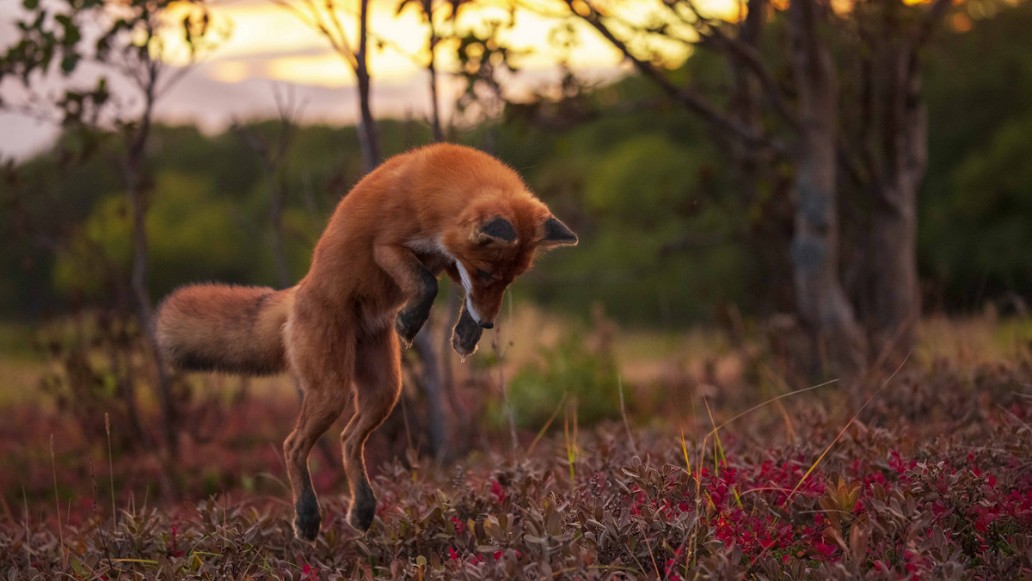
[464,291,503,329]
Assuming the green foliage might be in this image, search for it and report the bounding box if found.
[513,126,752,326]
[506,329,620,429]
[584,135,694,216]
[147,172,255,293]
[53,171,254,300]
[922,0,1032,305]
[51,194,129,300]
[931,114,1032,294]
[37,313,149,452]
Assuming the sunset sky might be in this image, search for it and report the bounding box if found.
[187,0,632,87]
[0,0,711,160]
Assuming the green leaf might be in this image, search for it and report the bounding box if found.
[22,0,40,10]
[59,53,79,74]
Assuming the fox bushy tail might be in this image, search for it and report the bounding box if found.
[156,284,294,376]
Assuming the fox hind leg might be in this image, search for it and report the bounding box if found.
[342,329,402,531]
[282,365,350,544]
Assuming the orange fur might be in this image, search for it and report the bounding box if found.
[155,143,577,540]
[157,284,294,375]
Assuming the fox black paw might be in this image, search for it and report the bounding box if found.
[451,308,483,357]
[293,505,321,541]
[347,501,376,532]
[395,315,422,347]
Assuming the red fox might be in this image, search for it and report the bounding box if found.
[156,143,577,540]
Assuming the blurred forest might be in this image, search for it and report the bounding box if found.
[1,0,1030,331]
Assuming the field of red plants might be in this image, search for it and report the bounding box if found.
[1,352,1031,578]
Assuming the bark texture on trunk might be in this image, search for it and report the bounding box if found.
[788,0,867,377]
[863,16,926,363]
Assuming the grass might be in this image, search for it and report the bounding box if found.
[916,313,1032,365]
[0,357,49,407]
[0,314,1031,578]
[0,322,47,407]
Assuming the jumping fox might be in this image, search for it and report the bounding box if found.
[155,143,577,540]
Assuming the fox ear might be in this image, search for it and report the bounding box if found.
[538,216,578,247]
[473,216,518,245]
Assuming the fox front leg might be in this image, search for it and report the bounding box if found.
[451,301,483,357]
[395,267,438,346]
[374,245,439,347]
[442,263,483,357]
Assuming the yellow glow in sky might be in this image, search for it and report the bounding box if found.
[168,0,631,89]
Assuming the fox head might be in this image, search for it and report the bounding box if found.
[441,194,578,329]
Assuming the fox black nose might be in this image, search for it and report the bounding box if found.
[479,321,494,329]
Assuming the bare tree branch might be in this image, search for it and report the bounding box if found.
[273,0,359,69]
[565,0,778,152]
[913,0,953,50]
[677,0,801,132]
[275,0,378,170]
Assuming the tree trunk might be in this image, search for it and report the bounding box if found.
[126,149,178,458]
[788,0,867,378]
[356,0,380,173]
[867,164,921,364]
[422,0,444,143]
[412,330,446,458]
[418,0,449,459]
[729,0,794,313]
[124,81,178,458]
[104,314,147,446]
[865,28,926,363]
[270,169,290,289]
